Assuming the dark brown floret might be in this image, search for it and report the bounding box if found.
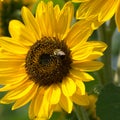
[25,37,72,86]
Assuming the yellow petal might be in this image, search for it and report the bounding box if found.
[72,61,104,72]
[0,52,25,60]
[21,7,41,40]
[36,1,57,37]
[98,0,118,22]
[9,20,35,46]
[45,1,57,37]
[88,41,107,52]
[0,70,26,85]
[38,99,52,118]
[33,87,52,118]
[29,96,36,119]
[85,51,103,60]
[54,4,60,19]
[0,66,25,77]
[72,0,89,3]
[0,99,14,104]
[0,36,21,45]
[0,37,28,54]
[30,87,44,118]
[0,74,27,91]
[1,81,34,102]
[57,2,74,39]
[0,59,24,69]
[71,44,93,61]
[74,79,85,95]
[59,93,73,113]
[34,118,48,120]
[70,69,94,81]
[76,0,103,19]
[61,77,76,97]
[54,104,62,112]
[48,84,61,104]
[36,1,48,36]
[12,84,38,110]
[0,53,25,70]
[83,41,107,60]
[71,93,89,106]
[65,20,93,48]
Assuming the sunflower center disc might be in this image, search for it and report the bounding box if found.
[25,37,72,86]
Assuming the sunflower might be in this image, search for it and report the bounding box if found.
[0,1,107,120]
[74,0,120,30]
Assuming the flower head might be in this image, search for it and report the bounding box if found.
[0,1,107,119]
[75,0,120,30]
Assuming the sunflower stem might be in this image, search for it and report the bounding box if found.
[74,104,90,120]
[97,17,116,85]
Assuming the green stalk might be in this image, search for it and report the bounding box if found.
[97,17,116,85]
[74,104,90,120]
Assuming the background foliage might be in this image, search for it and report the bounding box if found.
[0,0,120,120]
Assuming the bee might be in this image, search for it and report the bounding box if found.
[54,49,65,56]
[52,49,66,59]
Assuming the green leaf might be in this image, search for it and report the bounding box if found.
[0,104,28,120]
[111,29,120,70]
[96,83,120,120]
[84,72,101,94]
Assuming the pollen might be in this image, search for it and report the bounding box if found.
[25,37,72,86]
